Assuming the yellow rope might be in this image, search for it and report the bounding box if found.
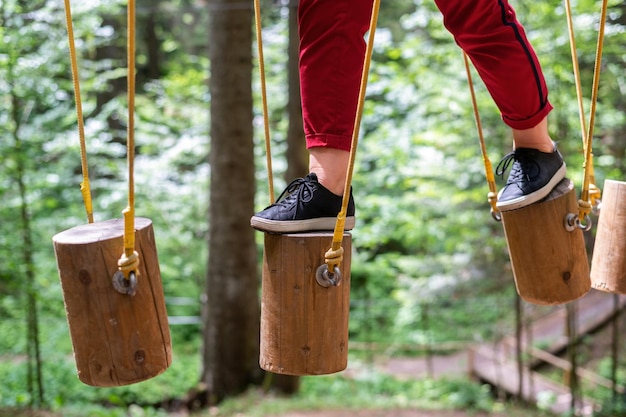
[564,0,589,161]
[565,0,604,223]
[325,0,381,272]
[253,0,275,204]
[578,0,607,221]
[63,0,94,224]
[463,52,499,221]
[119,0,139,278]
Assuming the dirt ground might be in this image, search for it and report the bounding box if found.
[270,410,528,417]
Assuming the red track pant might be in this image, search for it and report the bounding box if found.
[299,0,553,151]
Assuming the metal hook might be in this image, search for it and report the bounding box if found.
[315,264,342,288]
[564,213,593,233]
[592,199,602,216]
[112,270,138,296]
[578,214,593,232]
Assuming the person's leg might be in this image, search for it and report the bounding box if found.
[251,0,370,232]
[434,0,566,210]
[299,0,373,195]
[299,0,371,151]
[434,0,552,134]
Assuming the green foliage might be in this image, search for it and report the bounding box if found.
[1,0,208,410]
[0,324,201,409]
[2,0,626,414]
[594,398,626,417]
[300,373,496,412]
[207,372,498,416]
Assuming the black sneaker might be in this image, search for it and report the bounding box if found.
[495,144,566,211]
[250,173,356,233]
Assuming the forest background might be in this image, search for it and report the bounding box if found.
[1,0,626,416]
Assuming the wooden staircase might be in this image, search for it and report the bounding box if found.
[469,290,626,416]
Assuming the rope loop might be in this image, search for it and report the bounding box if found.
[118,250,140,279]
[588,183,602,214]
[577,198,592,219]
[324,246,344,272]
[577,198,594,231]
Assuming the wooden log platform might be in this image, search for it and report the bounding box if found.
[260,232,351,376]
[53,217,172,387]
[501,178,591,305]
[591,179,626,294]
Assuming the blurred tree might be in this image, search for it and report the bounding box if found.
[201,0,262,403]
[4,28,44,410]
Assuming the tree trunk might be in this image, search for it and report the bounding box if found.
[201,0,261,403]
[138,5,162,80]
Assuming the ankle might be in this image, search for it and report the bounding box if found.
[512,117,555,153]
[311,170,346,196]
[309,147,349,196]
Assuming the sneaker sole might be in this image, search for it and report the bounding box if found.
[496,163,567,212]
[250,216,356,234]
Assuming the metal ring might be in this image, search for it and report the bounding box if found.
[578,214,593,232]
[564,213,578,232]
[491,209,502,222]
[564,213,593,233]
[112,270,138,296]
[315,264,342,288]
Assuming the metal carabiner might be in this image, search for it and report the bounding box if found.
[592,199,602,216]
